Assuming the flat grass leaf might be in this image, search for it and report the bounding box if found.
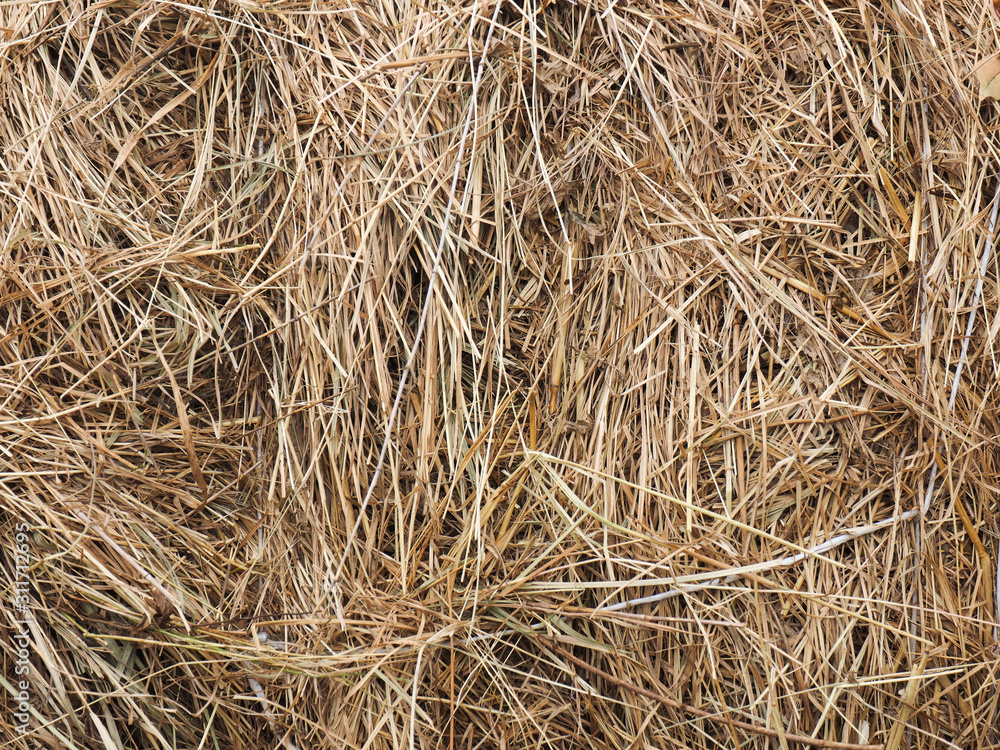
[975,54,1000,101]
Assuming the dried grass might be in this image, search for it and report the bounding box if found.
[1,1,999,748]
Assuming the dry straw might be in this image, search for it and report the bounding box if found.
[1,1,999,748]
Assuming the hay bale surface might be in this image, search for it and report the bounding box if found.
[1,1,998,748]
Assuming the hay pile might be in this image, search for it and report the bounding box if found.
[2,0,999,748]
